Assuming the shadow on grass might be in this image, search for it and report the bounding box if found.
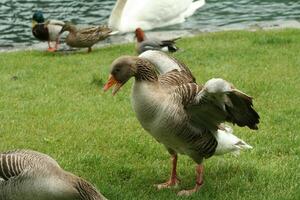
[253,35,292,45]
[39,48,101,57]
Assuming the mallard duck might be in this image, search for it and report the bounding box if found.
[60,23,113,53]
[32,11,65,52]
[135,28,180,54]
[103,50,259,196]
[0,149,107,200]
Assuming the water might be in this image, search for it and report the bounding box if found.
[0,0,299,50]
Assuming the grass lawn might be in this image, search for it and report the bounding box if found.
[0,29,299,200]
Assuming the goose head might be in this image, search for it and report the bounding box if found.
[103,56,138,95]
[135,28,146,42]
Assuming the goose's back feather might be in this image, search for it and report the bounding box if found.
[0,150,76,200]
[159,70,196,90]
[0,150,107,200]
[139,50,196,82]
[188,78,260,131]
[0,150,60,181]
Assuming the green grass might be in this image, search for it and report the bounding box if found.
[0,29,299,199]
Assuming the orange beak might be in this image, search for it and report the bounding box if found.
[103,75,123,95]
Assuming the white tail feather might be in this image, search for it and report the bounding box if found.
[109,31,119,36]
[214,125,253,156]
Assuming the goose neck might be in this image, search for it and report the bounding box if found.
[109,0,128,29]
[134,59,158,82]
[73,176,104,200]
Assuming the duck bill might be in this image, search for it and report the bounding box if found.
[32,20,37,28]
[103,75,123,95]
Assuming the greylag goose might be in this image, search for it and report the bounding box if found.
[0,150,107,200]
[59,23,113,53]
[103,50,260,196]
[135,28,180,54]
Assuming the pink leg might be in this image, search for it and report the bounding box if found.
[155,154,180,189]
[47,41,56,52]
[177,164,204,196]
[54,37,60,50]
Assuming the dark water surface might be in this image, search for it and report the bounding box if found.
[0,0,299,49]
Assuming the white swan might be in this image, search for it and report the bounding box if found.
[108,0,206,32]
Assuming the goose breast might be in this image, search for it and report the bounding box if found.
[131,81,191,153]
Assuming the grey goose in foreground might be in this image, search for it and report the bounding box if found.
[0,150,107,200]
[103,50,259,196]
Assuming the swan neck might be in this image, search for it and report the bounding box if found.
[108,0,128,30]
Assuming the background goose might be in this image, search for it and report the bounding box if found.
[60,23,113,52]
[108,0,206,32]
[32,11,65,52]
[103,50,259,196]
[135,28,180,54]
[0,149,107,200]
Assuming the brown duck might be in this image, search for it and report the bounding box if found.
[104,50,259,196]
[60,23,113,52]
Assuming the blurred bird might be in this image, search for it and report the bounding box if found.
[32,11,65,52]
[0,149,107,200]
[60,23,114,53]
[135,28,180,54]
[109,0,206,32]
